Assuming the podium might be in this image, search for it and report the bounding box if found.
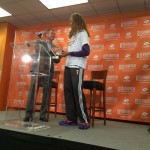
[3,40,52,131]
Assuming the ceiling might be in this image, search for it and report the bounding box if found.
[0,0,150,27]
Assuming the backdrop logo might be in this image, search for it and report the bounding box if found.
[90,24,105,31]
[107,86,113,93]
[94,35,100,41]
[93,55,100,61]
[106,75,118,82]
[136,75,150,83]
[14,99,24,104]
[109,44,115,50]
[54,66,58,70]
[117,109,135,117]
[18,91,23,96]
[123,76,131,82]
[103,54,119,61]
[104,33,120,40]
[54,38,64,43]
[20,74,26,79]
[141,88,149,94]
[143,19,150,26]
[137,30,150,38]
[19,64,27,69]
[51,92,56,99]
[64,27,71,34]
[106,97,117,105]
[109,24,116,29]
[90,44,104,51]
[88,65,103,70]
[106,109,112,115]
[119,64,136,71]
[108,65,115,71]
[17,82,26,87]
[56,29,61,34]
[118,87,135,94]
[18,64,28,73]
[121,20,137,28]
[125,32,132,38]
[135,99,150,107]
[141,112,149,119]
[84,75,89,80]
[123,98,130,105]
[22,32,31,37]
[136,52,150,60]
[59,104,66,109]
[120,42,137,50]
[142,41,150,48]
[142,64,149,70]
[124,54,131,60]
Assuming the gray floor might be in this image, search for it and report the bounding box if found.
[0,110,150,150]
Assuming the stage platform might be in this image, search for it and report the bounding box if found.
[0,110,149,150]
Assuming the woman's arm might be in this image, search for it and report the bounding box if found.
[69,44,90,57]
[60,44,90,58]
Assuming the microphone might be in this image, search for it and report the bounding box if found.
[35,31,45,38]
[38,32,42,38]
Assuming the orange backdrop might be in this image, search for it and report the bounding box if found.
[7,14,150,123]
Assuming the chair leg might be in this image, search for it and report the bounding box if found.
[103,90,106,125]
[92,88,96,127]
[55,88,58,118]
[98,91,102,108]
[47,90,52,120]
[89,90,92,122]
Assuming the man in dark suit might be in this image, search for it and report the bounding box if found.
[24,29,60,122]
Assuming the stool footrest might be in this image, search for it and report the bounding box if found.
[49,103,56,106]
[35,102,42,105]
[95,109,105,111]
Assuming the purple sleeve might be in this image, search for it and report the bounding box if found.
[69,44,90,57]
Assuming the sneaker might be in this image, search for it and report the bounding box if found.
[23,117,32,122]
[59,120,78,126]
[78,123,90,130]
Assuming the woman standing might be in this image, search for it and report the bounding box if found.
[59,13,90,129]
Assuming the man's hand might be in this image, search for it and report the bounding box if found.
[58,51,70,58]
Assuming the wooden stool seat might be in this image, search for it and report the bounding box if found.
[83,80,105,90]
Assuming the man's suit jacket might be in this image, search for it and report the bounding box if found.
[30,40,60,76]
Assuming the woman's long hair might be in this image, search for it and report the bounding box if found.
[69,13,90,38]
